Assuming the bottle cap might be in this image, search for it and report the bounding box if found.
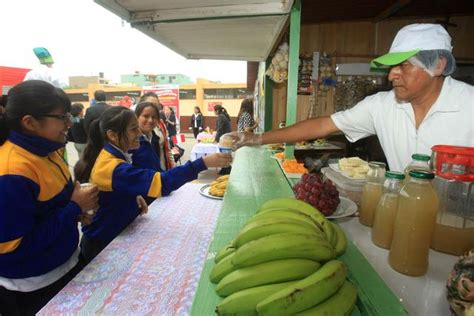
[411,153,430,161]
[385,171,405,180]
[409,169,435,179]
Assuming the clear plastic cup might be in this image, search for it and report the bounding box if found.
[80,183,97,215]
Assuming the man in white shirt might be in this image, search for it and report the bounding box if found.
[230,24,474,171]
[24,47,68,89]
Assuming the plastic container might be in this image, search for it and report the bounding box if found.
[372,171,405,249]
[359,162,386,227]
[389,170,439,276]
[430,145,474,255]
[322,167,364,205]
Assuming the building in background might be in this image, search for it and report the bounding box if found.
[64,78,252,132]
[69,73,110,89]
[121,72,193,86]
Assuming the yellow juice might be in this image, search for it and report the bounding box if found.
[372,193,399,249]
[431,222,474,256]
[389,181,439,276]
[359,182,383,227]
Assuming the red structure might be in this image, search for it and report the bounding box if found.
[0,66,31,95]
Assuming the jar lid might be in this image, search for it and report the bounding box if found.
[385,171,405,180]
[368,161,386,168]
[411,153,430,161]
[409,169,435,179]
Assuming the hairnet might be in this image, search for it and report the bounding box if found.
[409,50,456,76]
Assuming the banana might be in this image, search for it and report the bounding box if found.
[215,281,298,316]
[330,222,339,248]
[232,233,335,268]
[256,260,347,315]
[215,182,228,190]
[210,252,237,284]
[247,208,324,233]
[257,198,334,243]
[331,222,348,257]
[216,259,321,297]
[215,243,237,263]
[234,217,323,248]
[294,281,357,316]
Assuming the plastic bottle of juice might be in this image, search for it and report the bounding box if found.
[372,171,405,249]
[359,162,386,227]
[388,170,439,276]
[404,153,431,183]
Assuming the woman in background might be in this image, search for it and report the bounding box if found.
[163,106,177,145]
[237,99,257,133]
[214,104,231,143]
[189,106,204,139]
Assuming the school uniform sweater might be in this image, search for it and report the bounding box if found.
[0,131,80,279]
[83,143,207,244]
[130,133,162,172]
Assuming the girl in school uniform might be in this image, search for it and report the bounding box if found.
[0,80,98,315]
[74,106,231,263]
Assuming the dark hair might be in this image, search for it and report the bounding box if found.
[237,99,254,122]
[71,103,84,117]
[194,106,201,114]
[74,106,135,183]
[94,90,106,102]
[135,101,160,118]
[214,104,230,121]
[0,80,71,145]
[139,91,158,103]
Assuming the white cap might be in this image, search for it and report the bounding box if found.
[390,23,452,53]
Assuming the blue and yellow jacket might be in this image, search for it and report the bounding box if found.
[130,133,162,172]
[83,143,207,244]
[0,131,80,279]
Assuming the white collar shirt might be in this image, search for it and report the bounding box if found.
[331,77,474,172]
[24,64,68,89]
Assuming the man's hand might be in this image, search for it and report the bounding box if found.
[223,132,263,150]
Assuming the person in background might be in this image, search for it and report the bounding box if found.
[214,104,231,143]
[0,80,98,315]
[228,24,474,172]
[130,102,163,172]
[74,106,232,262]
[189,106,204,139]
[237,99,258,133]
[24,47,67,89]
[214,104,232,175]
[139,92,175,170]
[163,106,177,144]
[69,103,87,158]
[83,90,110,136]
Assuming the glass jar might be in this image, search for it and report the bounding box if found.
[372,171,405,249]
[404,153,431,183]
[359,161,386,227]
[389,170,439,276]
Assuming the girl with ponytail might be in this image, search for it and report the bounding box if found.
[74,106,232,263]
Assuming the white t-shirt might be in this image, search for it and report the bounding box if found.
[24,65,68,88]
[331,77,474,172]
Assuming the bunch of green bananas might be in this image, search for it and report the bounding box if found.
[209,175,230,197]
[210,197,356,315]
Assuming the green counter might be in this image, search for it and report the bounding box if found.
[191,146,407,315]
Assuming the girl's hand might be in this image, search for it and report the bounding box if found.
[203,153,232,168]
[137,195,148,215]
[71,181,99,214]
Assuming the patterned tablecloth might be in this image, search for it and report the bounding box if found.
[39,183,222,316]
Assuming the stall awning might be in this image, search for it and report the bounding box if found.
[95,0,293,61]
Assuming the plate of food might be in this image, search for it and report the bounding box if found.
[330,157,369,181]
[199,184,223,200]
[326,196,358,219]
[266,143,285,152]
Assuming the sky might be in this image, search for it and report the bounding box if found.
[0,0,247,84]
